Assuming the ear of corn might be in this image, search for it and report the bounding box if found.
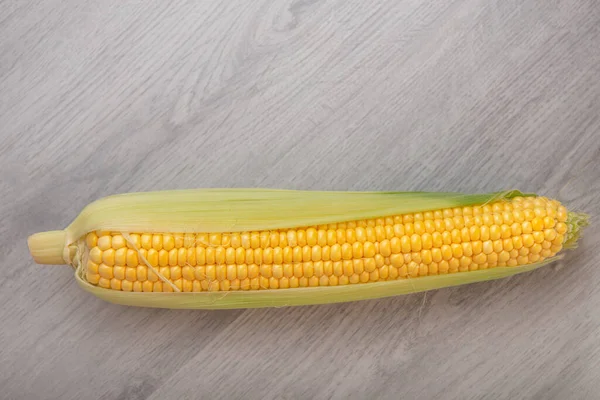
[27,189,588,309]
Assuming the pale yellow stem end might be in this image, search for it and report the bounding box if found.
[28,230,68,265]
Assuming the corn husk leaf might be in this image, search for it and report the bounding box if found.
[64,188,529,244]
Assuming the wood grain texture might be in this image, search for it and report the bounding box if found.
[1,0,599,399]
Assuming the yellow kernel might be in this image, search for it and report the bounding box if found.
[461,242,473,257]
[195,247,206,265]
[493,214,504,226]
[303,262,315,279]
[431,248,442,263]
[459,256,471,271]
[523,234,534,248]
[191,280,202,292]
[480,226,490,241]
[120,249,136,269]
[356,271,367,283]
[97,277,112,289]
[113,266,125,280]
[292,263,302,278]
[140,280,153,292]
[148,235,164,252]
[490,225,501,240]
[556,206,568,222]
[432,232,443,247]
[323,261,333,276]
[87,273,100,284]
[109,235,126,250]
[137,265,148,281]
[282,264,293,278]
[542,216,555,229]
[512,236,523,250]
[473,253,487,264]
[299,276,310,287]
[351,260,363,275]
[438,260,449,274]
[87,260,100,275]
[116,279,132,291]
[250,232,260,249]
[524,209,536,221]
[306,228,317,246]
[333,261,344,276]
[541,249,553,258]
[421,250,432,265]
[151,281,163,292]
[102,249,115,266]
[182,265,195,281]
[355,227,367,243]
[493,240,503,253]
[507,259,518,267]
[533,231,545,244]
[469,226,481,241]
[330,244,342,262]
[380,240,392,257]
[450,229,461,244]
[499,251,510,263]
[375,226,387,242]
[248,277,260,290]
[224,247,235,265]
[441,245,452,261]
[531,217,544,231]
[390,254,404,268]
[555,222,568,235]
[522,221,533,234]
[482,214,494,227]
[167,248,178,266]
[363,259,376,273]
[384,225,395,240]
[408,261,420,277]
[97,235,112,251]
[531,243,542,255]
[242,264,256,279]
[454,215,466,229]
[482,241,493,255]
[245,248,254,265]
[413,221,425,235]
[503,238,514,252]
[216,247,227,265]
[542,228,557,242]
[85,232,99,249]
[472,241,483,255]
[451,243,463,258]
[501,211,514,225]
[487,252,499,266]
[259,263,272,279]
[99,264,113,279]
[340,243,352,260]
[161,234,174,251]
[512,209,525,223]
[336,228,346,244]
[148,267,159,282]
[429,262,438,275]
[89,247,103,264]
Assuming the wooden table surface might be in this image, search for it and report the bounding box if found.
[2,1,599,399]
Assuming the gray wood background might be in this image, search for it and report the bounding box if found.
[1,0,599,399]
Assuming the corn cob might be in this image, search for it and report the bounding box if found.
[27,189,588,309]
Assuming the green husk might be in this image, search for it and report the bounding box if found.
[64,188,529,244]
[74,257,560,309]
